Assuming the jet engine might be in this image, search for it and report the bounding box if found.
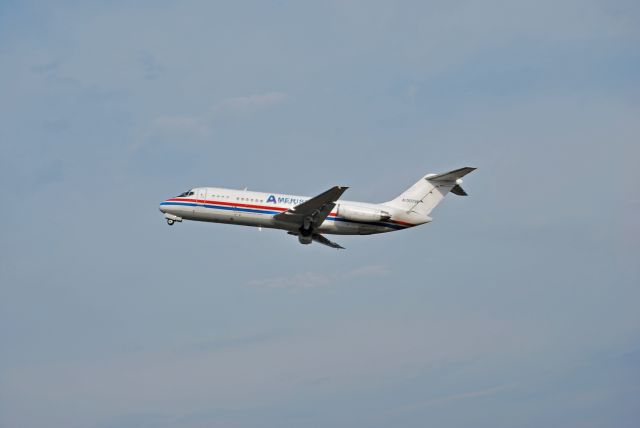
[337,205,391,222]
[298,229,313,245]
[298,234,312,245]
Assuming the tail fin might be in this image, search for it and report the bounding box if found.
[384,167,476,217]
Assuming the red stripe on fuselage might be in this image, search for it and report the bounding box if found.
[167,197,288,212]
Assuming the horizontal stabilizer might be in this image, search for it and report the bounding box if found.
[425,167,476,183]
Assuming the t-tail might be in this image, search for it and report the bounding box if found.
[384,167,476,218]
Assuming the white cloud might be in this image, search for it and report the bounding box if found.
[139,91,289,146]
[248,271,332,289]
[248,264,389,289]
[148,115,210,138]
[1,315,523,428]
[395,382,518,412]
[342,264,390,279]
[215,92,289,114]
[139,50,165,80]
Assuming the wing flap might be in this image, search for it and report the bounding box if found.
[312,233,344,249]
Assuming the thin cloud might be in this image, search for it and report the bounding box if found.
[30,59,61,75]
[148,115,210,138]
[215,92,289,114]
[248,272,332,289]
[396,383,518,413]
[343,264,390,279]
[30,59,82,88]
[248,264,390,289]
[139,91,289,146]
[139,51,165,80]
[184,332,282,354]
[426,382,517,405]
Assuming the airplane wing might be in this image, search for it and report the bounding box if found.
[274,186,348,230]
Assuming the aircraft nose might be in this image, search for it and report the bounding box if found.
[159,202,168,213]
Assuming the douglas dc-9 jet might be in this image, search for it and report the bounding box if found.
[159,167,476,249]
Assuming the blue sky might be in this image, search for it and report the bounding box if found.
[1,1,639,427]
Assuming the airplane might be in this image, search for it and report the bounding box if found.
[159,167,476,249]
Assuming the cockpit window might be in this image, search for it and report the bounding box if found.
[177,190,195,197]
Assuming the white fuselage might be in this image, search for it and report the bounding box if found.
[159,187,427,235]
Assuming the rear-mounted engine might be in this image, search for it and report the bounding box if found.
[337,205,391,222]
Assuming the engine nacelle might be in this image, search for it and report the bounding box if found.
[337,205,391,222]
[298,234,312,245]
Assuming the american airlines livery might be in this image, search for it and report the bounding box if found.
[159,167,476,249]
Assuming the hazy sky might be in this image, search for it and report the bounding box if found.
[1,1,639,427]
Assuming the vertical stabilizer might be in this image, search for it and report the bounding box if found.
[384,167,476,217]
